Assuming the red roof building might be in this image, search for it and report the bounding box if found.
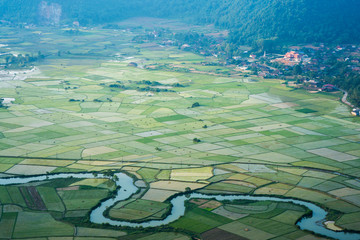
[321,84,337,91]
[284,51,302,62]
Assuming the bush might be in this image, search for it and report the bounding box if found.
[191,102,200,108]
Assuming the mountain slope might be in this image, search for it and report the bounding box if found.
[1,0,359,44]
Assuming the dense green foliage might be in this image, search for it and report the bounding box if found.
[190,0,360,44]
[4,53,42,69]
[1,0,360,44]
[323,63,360,106]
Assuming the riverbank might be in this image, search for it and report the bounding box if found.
[1,172,360,240]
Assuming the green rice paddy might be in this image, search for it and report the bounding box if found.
[0,18,359,239]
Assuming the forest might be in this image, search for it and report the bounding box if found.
[1,0,360,45]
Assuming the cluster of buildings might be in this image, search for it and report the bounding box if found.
[232,44,360,116]
[232,44,360,81]
[271,50,311,66]
[275,51,303,65]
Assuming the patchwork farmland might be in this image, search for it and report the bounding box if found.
[0,19,359,239]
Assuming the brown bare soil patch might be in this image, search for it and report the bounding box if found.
[20,186,47,210]
[189,198,208,206]
[199,200,222,210]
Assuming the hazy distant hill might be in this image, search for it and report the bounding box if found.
[0,0,143,25]
[1,0,360,44]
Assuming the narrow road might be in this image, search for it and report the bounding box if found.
[340,89,354,108]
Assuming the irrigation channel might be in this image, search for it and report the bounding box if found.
[0,172,359,240]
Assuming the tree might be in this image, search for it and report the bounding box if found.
[5,55,11,64]
[112,175,119,181]
[185,187,191,198]
[0,98,4,108]
[191,102,200,108]
[293,65,303,75]
[38,51,45,60]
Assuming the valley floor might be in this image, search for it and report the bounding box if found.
[0,20,359,239]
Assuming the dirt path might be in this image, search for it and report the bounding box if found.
[340,89,354,108]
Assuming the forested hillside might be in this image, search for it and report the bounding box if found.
[1,0,360,44]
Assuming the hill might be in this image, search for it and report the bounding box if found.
[1,0,360,44]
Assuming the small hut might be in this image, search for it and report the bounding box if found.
[351,108,360,116]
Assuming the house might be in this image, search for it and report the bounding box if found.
[284,51,302,62]
[308,79,319,84]
[287,81,298,87]
[180,44,191,50]
[336,46,343,51]
[162,40,174,45]
[0,98,15,105]
[258,70,270,77]
[352,66,360,72]
[237,66,249,71]
[321,84,337,92]
[302,55,312,64]
[351,108,360,116]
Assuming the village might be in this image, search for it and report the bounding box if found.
[129,27,360,96]
[239,44,360,117]
[233,44,360,82]
[139,28,360,116]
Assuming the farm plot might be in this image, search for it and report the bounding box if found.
[141,189,178,202]
[219,221,275,239]
[170,207,232,233]
[13,212,73,238]
[109,199,169,220]
[6,165,56,175]
[170,167,213,181]
[0,212,17,239]
[37,187,65,212]
[149,181,206,192]
[57,188,110,210]
[308,148,358,162]
[75,227,126,238]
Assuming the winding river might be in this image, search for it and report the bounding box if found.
[1,172,359,240]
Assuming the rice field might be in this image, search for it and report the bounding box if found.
[0,18,359,239]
